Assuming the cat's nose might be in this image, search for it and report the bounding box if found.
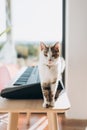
[49,59,52,61]
[48,59,52,64]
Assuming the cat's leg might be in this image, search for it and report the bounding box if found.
[41,83,50,108]
[42,90,50,108]
[50,83,58,107]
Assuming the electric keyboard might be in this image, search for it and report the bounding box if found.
[0,66,64,99]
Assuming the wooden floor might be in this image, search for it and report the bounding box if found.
[0,113,87,130]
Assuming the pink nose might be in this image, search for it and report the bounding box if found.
[49,59,52,61]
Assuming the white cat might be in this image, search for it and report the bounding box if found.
[38,41,65,108]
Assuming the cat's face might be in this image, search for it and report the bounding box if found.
[40,42,60,65]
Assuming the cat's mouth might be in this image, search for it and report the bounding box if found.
[48,60,53,65]
[48,61,52,64]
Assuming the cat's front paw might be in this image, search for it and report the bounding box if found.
[43,102,50,108]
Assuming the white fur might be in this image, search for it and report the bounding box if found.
[39,55,65,83]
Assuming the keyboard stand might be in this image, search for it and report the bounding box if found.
[0,91,70,130]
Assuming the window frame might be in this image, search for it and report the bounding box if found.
[62,0,66,84]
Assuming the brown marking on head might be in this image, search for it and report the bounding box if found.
[40,42,49,56]
[40,41,60,59]
[51,42,60,59]
[44,47,49,57]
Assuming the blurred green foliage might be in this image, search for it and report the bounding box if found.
[0,42,5,50]
[15,41,39,59]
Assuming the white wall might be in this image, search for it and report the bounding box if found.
[66,0,87,119]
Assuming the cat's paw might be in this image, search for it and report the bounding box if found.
[43,102,50,108]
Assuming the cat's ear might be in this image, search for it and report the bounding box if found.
[40,42,46,51]
[54,42,60,51]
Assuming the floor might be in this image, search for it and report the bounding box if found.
[0,113,87,130]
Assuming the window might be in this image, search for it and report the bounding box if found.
[0,0,6,42]
[11,0,62,42]
[0,0,64,65]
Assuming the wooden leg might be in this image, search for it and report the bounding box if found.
[47,112,59,130]
[7,112,19,130]
[26,112,31,125]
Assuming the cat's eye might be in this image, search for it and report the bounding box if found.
[44,50,48,57]
[52,53,59,58]
[52,54,57,58]
[52,54,55,57]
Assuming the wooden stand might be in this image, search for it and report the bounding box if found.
[7,113,18,130]
[0,91,70,130]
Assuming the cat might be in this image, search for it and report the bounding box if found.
[38,41,65,108]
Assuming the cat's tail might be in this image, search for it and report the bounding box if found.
[58,57,65,81]
[59,57,65,74]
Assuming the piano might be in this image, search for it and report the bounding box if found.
[0,66,65,99]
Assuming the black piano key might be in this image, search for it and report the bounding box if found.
[13,67,34,86]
